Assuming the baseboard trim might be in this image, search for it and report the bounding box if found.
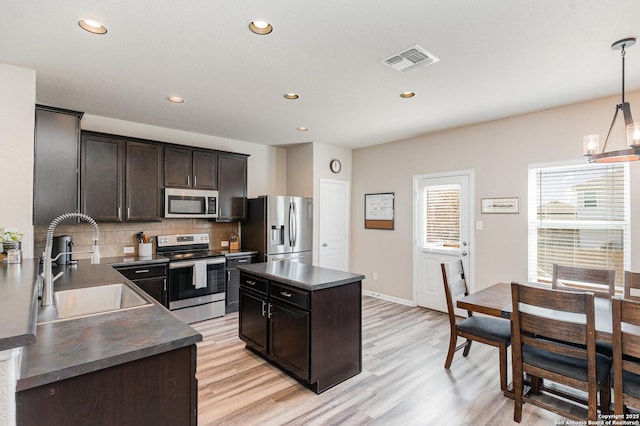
[361,290,416,307]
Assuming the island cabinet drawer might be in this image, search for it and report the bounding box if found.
[270,283,309,310]
[240,273,268,294]
[116,264,167,280]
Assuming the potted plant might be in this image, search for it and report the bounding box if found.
[2,228,24,253]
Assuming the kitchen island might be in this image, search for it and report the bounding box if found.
[1,259,201,426]
[237,261,364,393]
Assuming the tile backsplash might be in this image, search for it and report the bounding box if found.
[33,219,240,260]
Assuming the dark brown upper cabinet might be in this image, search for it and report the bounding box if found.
[33,106,83,225]
[81,132,162,222]
[165,146,217,190]
[217,153,248,221]
[126,141,163,221]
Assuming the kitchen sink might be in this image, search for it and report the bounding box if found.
[44,283,152,322]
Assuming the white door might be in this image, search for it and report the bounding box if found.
[318,178,350,271]
[413,170,473,313]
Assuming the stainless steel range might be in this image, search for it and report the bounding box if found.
[156,233,225,323]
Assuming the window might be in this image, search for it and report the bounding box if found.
[528,162,629,287]
[420,184,461,249]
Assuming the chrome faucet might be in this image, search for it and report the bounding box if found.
[41,212,101,306]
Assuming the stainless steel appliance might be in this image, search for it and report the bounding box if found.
[164,188,218,219]
[244,196,313,264]
[156,233,225,323]
[52,235,73,265]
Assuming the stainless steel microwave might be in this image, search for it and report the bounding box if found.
[164,188,218,219]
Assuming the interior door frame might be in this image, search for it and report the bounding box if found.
[318,178,350,270]
[412,169,475,306]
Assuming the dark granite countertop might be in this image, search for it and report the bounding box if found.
[103,255,169,268]
[0,259,38,351]
[237,262,365,291]
[7,260,201,392]
[219,249,258,258]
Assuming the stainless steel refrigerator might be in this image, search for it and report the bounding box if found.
[244,196,313,264]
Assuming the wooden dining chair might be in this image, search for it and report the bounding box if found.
[612,297,640,415]
[624,271,640,301]
[511,282,611,422]
[441,260,511,392]
[552,264,615,299]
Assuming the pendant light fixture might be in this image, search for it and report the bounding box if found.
[585,37,640,163]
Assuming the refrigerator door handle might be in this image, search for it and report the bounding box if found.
[291,200,297,247]
[289,201,294,246]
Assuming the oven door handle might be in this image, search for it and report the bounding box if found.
[206,258,226,265]
[169,262,195,270]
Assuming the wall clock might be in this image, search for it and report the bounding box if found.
[330,159,342,174]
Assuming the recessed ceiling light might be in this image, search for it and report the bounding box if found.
[78,18,108,35]
[400,91,415,98]
[284,93,299,100]
[249,20,273,35]
[297,127,309,132]
[166,96,185,104]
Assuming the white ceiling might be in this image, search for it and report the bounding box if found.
[2,1,640,150]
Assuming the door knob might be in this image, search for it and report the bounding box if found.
[322,243,328,247]
[461,251,468,256]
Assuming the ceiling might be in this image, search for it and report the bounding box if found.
[2,1,640,150]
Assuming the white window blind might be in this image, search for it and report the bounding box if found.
[528,162,630,287]
[422,185,461,248]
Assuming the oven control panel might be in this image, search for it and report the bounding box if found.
[157,233,210,247]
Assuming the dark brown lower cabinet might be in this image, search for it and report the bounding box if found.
[238,279,268,354]
[226,254,256,314]
[114,263,168,308]
[16,345,198,426]
[239,272,362,393]
[270,300,310,379]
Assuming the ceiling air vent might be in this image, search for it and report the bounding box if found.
[380,44,439,72]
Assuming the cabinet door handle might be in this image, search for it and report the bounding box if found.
[238,259,248,263]
[187,175,190,187]
[135,269,150,274]
[246,280,256,285]
[280,291,292,298]
[127,207,130,218]
[227,271,231,281]
[267,303,272,319]
[261,301,266,317]
[163,278,167,306]
[194,175,197,187]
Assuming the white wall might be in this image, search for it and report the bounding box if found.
[351,90,640,302]
[0,63,35,258]
[81,115,287,197]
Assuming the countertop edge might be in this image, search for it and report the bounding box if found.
[104,256,169,268]
[237,263,365,291]
[16,333,202,391]
[0,260,39,351]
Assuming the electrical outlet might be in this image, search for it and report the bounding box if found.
[124,246,135,254]
[373,272,378,280]
[221,240,229,247]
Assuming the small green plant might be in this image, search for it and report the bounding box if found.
[2,228,23,242]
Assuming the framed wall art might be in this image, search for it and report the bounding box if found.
[481,197,520,214]
[365,193,394,230]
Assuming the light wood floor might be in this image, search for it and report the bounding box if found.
[192,296,564,425]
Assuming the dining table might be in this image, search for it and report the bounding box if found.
[456,281,624,405]
[456,282,616,343]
